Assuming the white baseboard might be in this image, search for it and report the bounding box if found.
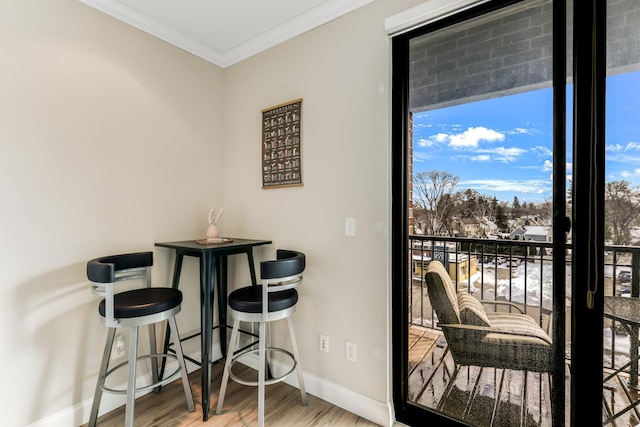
[237,352,394,427]
[28,347,394,427]
[26,351,202,427]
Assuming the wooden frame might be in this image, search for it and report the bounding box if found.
[262,99,302,188]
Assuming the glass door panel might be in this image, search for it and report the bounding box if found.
[395,0,640,425]
[403,1,565,425]
[602,0,640,423]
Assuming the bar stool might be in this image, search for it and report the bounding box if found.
[216,249,307,426]
[87,251,194,427]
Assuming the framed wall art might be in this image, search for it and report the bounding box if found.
[262,98,302,188]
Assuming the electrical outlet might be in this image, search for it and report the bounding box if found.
[346,341,357,362]
[320,335,329,352]
[111,334,126,360]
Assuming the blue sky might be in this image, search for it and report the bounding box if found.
[412,70,640,204]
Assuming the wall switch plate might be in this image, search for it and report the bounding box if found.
[345,217,356,237]
[346,341,357,362]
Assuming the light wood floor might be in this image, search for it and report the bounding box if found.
[84,361,381,426]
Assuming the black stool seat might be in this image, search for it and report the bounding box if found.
[99,288,182,319]
[229,286,297,313]
[216,249,307,427]
[87,251,194,427]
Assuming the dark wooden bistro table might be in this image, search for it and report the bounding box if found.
[155,238,272,421]
[603,295,640,423]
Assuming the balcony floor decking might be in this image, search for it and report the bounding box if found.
[409,326,640,427]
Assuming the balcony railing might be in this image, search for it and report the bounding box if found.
[408,234,640,373]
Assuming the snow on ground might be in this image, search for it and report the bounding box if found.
[472,261,632,367]
[474,260,626,307]
[414,259,636,368]
[472,261,566,310]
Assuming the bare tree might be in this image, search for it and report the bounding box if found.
[457,189,495,220]
[605,180,640,245]
[413,170,460,235]
[458,189,480,219]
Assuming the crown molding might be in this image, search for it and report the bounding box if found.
[384,0,488,36]
[79,0,375,68]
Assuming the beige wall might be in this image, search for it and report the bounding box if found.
[222,0,420,409]
[0,1,224,425]
[0,0,424,425]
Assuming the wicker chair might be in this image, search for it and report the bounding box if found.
[425,260,553,424]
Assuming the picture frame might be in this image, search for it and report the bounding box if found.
[262,98,303,188]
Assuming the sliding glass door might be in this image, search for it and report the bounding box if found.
[394,1,569,426]
[392,0,567,425]
[601,0,640,424]
[393,0,640,425]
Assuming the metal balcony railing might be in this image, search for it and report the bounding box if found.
[408,234,640,373]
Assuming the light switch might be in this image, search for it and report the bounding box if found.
[345,217,356,237]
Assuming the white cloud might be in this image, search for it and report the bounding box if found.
[506,127,534,135]
[474,146,526,163]
[417,133,449,147]
[461,178,549,194]
[448,126,505,147]
[531,145,552,157]
[542,159,553,173]
[434,133,449,142]
[470,155,491,162]
[621,168,640,178]
[417,138,434,147]
[413,151,435,162]
[606,141,640,153]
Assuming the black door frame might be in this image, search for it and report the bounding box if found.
[391,0,605,425]
[569,0,606,423]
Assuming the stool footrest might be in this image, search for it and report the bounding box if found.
[228,347,297,387]
[100,353,183,395]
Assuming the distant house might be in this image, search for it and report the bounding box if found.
[458,218,483,237]
[524,225,552,242]
[410,244,478,287]
[522,215,548,226]
[482,220,499,237]
[509,226,527,240]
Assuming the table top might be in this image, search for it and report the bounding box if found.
[604,296,640,326]
[155,238,272,253]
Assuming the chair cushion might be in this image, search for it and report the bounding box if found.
[458,292,491,327]
[441,321,553,372]
[99,288,182,318]
[229,286,298,313]
[425,261,460,324]
[487,312,553,346]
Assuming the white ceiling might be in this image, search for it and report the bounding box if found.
[79,0,375,68]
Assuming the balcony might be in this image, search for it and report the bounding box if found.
[407,235,640,426]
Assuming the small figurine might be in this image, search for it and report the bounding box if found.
[206,206,223,240]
